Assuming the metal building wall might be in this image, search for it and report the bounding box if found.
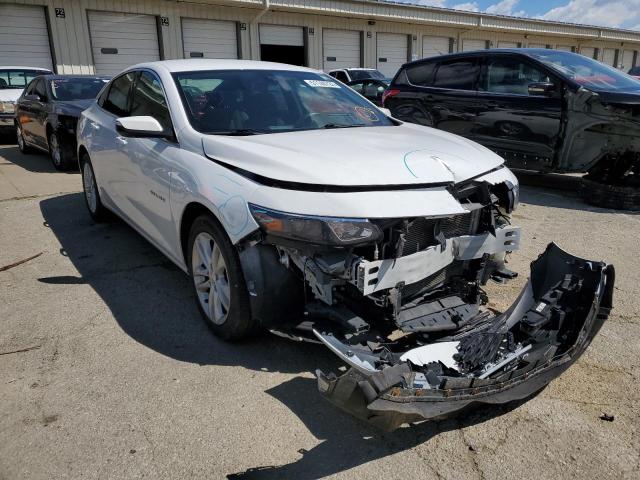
[1,0,639,74]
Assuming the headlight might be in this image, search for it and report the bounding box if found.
[0,101,15,114]
[249,204,381,246]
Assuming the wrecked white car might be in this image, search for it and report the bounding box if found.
[77,60,615,429]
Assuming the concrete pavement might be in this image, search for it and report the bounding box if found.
[1,139,639,479]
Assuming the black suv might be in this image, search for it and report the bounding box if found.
[384,49,640,206]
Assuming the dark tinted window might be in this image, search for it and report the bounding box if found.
[406,62,436,86]
[433,59,479,90]
[33,80,47,100]
[103,72,135,117]
[628,67,640,75]
[131,71,172,131]
[350,70,386,81]
[23,79,37,95]
[50,77,108,101]
[482,57,556,95]
[334,71,349,83]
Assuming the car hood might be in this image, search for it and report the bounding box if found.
[54,99,94,116]
[201,123,504,187]
[0,89,23,102]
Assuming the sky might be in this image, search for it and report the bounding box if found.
[393,0,640,31]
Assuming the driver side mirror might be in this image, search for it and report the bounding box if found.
[528,82,556,97]
[115,116,172,139]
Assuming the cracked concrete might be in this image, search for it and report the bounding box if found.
[1,141,639,479]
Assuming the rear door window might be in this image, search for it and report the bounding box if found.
[433,58,479,90]
[334,71,349,83]
[102,72,135,117]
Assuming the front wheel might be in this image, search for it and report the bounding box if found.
[80,153,108,222]
[16,123,33,154]
[187,215,255,340]
[48,130,72,171]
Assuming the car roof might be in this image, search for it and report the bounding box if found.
[403,48,565,67]
[128,59,320,74]
[42,74,110,80]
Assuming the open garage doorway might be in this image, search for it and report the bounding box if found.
[259,24,306,66]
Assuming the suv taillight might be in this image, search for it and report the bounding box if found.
[381,89,400,106]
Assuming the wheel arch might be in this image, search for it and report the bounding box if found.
[179,202,226,265]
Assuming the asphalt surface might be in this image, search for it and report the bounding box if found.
[1,138,639,479]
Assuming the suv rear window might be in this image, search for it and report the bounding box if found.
[433,59,479,90]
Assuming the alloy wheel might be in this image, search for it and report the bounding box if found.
[50,132,61,166]
[83,162,97,214]
[191,232,231,325]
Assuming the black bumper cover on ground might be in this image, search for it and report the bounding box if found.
[316,243,615,430]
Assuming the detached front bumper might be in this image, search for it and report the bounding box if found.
[315,243,614,430]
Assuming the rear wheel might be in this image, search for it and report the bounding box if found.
[80,153,108,222]
[580,177,640,210]
[187,215,255,340]
[16,123,33,154]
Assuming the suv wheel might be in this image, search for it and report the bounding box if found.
[187,214,255,340]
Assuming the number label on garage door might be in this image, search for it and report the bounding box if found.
[55,8,65,18]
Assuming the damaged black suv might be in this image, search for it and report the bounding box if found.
[384,49,640,209]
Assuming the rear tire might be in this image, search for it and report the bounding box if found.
[580,177,640,211]
[187,214,256,340]
[80,153,108,222]
[16,123,33,154]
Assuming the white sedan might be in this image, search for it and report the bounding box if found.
[77,60,613,429]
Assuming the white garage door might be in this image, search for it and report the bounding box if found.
[323,29,361,70]
[462,39,487,51]
[621,50,635,71]
[376,33,408,78]
[528,43,547,48]
[556,45,573,52]
[580,47,596,59]
[182,18,237,59]
[0,4,53,70]
[260,25,304,46]
[602,48,617,66]
[497,41,519,48]
[88,11,160,75]
[422,35,450,58]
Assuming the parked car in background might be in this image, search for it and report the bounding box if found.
[347,78,389,106]
[0,67,52,136]
[76,59,613,429]
[328,68,388,83]
[15,75,109,169]
[384,49,640,209]
[628,66,640,79]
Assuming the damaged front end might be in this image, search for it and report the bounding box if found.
[238,178,614,430]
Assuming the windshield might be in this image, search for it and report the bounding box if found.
[529,50,640,92]
[173,69,393,135]
[0,69,48,89]
[50,77,108,101]
[350,70,387,81]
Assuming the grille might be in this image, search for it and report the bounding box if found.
[401,211,479,256]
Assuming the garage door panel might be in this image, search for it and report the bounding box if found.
[422,35,450,58]
[0,4,53,70]
[377,33,408,78]
[260,25,304,46]
[462,39,487,51]
[182,18,238,59]
[89,11,160,75]
[323,29,361,70]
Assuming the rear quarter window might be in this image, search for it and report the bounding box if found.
[405,63,436,86]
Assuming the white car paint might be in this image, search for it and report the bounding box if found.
[77,59,517,274]
[0,66,51,102]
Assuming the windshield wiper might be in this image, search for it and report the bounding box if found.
[320,123,365,129]
[205,129,262,136]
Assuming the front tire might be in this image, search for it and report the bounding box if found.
[187,215,255,340]
[16,123,33,154]
[48,130,72,171]
[80,153,108,222]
